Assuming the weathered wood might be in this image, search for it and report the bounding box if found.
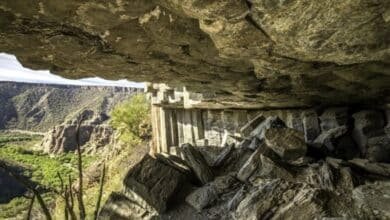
[183,110,194,145]
[159,108,169,153]
[151,105,161,154]
[176,110,185,147]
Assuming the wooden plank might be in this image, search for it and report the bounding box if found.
[177,110,185,147]
[183,110,194,145]
[159,108,169,153]
[153,106,161,153]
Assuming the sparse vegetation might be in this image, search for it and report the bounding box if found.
[0,132,96,219]
[110,94,152,144]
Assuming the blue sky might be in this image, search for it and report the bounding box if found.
[0,53,144,88]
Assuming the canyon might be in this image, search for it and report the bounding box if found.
[0,0,389,219]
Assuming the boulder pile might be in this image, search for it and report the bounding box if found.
[100,108,390,219]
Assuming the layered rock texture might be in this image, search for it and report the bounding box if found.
[0,82,142,132]
[0,0,389,108]
[40,111,114,153]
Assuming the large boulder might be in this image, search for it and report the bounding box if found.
[264,127,307,161]
[122,154,187,213]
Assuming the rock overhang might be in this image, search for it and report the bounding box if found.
[0,0,389,108]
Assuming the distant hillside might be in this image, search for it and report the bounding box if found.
[0,82,143,132]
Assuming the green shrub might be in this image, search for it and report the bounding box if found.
[110,94,151,144]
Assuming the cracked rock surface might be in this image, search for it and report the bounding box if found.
[0,0,389,108]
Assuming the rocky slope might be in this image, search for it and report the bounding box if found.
[100,108,390,219]
[0,81,142,132]
[0,0,388,108]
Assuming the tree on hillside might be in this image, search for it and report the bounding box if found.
[110,94,151,144]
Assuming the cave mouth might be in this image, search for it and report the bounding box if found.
[1,0,389,219]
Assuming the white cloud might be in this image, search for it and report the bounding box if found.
[0,53,145,88]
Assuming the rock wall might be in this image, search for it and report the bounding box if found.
[0,1,389,108]
[41,110,114,154]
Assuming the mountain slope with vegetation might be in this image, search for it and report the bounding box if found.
[0,82,143,132]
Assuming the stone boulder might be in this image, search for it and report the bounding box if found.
[123,154,187,213]
[301,110,321,143]
[366,135,390,162]
[312,126,348,152]
[234,179,328,220]
[186,174,238,212]
[319,108,349,131]
[251,116,286,139]
[181,144,214,184]
[99,192,156,220]
[353,181,390,219]
[352,110,385,156]
[264,127,307,161]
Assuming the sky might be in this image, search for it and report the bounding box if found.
[0,53,145,88]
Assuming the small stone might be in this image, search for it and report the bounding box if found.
[236,146,263,182]
[227,186,247,211]
[325,157,345,169]
[319,108,349,131]
[238,138,251,148]
[251,116,286,139]
[240,114,265,137]
[185,185,218,212]
[301,110,320,143]
[212,143,234,167]
[286,111,304,132]
[312,126,348,151]
[211,174,238,194]
[155,152,192,175]
[352,110,385,155]
[181,143,214,184]
[298,162,334,191]
[348,158,390,177]
[366,135,390,163]
[248,137,262,150]
[99,192,156,219]
[249,154,293,183]
[264,127,307,161]
[352,181,390,219]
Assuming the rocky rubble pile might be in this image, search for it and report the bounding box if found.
[100,108,390,220]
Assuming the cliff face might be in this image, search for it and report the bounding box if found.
[0,1,388,108]
[0,82,142,132]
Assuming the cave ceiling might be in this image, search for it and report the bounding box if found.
[0,0,389,108]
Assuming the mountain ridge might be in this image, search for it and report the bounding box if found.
[0,81,143,132]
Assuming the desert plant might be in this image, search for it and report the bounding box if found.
[110,94,151,144]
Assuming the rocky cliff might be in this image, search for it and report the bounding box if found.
[0,81,142,132]
[0,0,388,108]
